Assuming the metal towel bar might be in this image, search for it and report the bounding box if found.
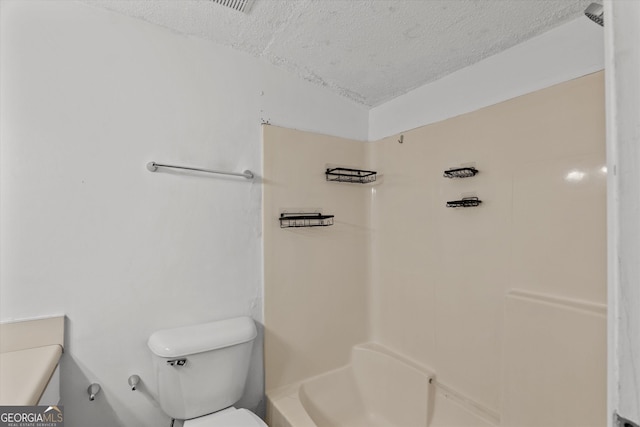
[146,161,254,179]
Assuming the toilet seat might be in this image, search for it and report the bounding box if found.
[183,407,267,427]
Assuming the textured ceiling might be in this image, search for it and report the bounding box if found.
[82,0,593,106]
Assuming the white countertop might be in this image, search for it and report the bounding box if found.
[0,345,63,405]
[0,316,65,405]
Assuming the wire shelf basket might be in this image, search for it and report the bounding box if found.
[326,167,377,184]
[443,167,478,179]
[446,197,483,208]
[279,213,335,228]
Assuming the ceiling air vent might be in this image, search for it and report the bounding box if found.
[210,0,254,13]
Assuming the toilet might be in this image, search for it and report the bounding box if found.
[148,316,267,426]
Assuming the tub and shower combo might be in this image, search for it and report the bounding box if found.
[263,11,608,424]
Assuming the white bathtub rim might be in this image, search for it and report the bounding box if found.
[268,341,436,400]
[268,381,499,427]
[267,341,499,427]
[267,342,437,427]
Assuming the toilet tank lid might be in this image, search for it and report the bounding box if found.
[148,316,257,358]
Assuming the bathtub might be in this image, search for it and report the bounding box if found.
[267,343,497,427]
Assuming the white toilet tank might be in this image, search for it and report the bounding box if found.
[148,316,257,420]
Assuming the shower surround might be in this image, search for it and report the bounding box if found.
[263,72,606,427]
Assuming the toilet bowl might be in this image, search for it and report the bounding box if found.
[148,316,267,426]
[184,407,265,427]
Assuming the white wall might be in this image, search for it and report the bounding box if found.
[369,16,604,141]
[604,0,640,425]
[0,2,367,427]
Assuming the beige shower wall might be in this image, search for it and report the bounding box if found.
[264,72,606,425]
[263,125,370,391]
[370,71,606,423]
